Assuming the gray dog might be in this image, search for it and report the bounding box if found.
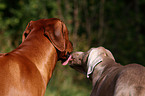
[69,47,145,96]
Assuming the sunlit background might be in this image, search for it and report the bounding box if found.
[0,0,145,96]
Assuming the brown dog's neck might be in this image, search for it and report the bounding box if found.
[91,57,121,87]
[11,33,58,86]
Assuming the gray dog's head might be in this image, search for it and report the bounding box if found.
[69,47,115,78]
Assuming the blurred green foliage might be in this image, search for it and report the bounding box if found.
[0,0,145,96]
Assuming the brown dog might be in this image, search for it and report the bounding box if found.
[69,47,145,96]
[0,18,73,96]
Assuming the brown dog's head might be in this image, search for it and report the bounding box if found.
[69,47,115,77]
[22,18,73,65]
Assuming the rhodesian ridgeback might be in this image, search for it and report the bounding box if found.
[0,18,73,96]
[69,47,145,96]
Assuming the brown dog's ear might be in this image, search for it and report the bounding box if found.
[22,21,32,42]
[44,21,67,52]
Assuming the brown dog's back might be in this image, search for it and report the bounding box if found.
[0,54,44,96]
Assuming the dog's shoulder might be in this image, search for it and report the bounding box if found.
[90,63,123,96]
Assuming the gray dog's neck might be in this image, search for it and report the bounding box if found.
[91,57,121,86]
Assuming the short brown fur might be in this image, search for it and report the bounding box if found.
[0,18,73,96]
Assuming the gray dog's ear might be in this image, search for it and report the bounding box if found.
[87,49,103,78]
[87,47,106,78]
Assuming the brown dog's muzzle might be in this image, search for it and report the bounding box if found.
[58,41,73,65]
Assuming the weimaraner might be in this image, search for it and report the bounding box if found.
[69,47,145,96]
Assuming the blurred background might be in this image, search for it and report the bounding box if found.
[0,0,145,96]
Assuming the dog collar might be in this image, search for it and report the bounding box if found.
[87,49,103,78]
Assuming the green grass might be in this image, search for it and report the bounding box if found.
[44,62,92,96]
